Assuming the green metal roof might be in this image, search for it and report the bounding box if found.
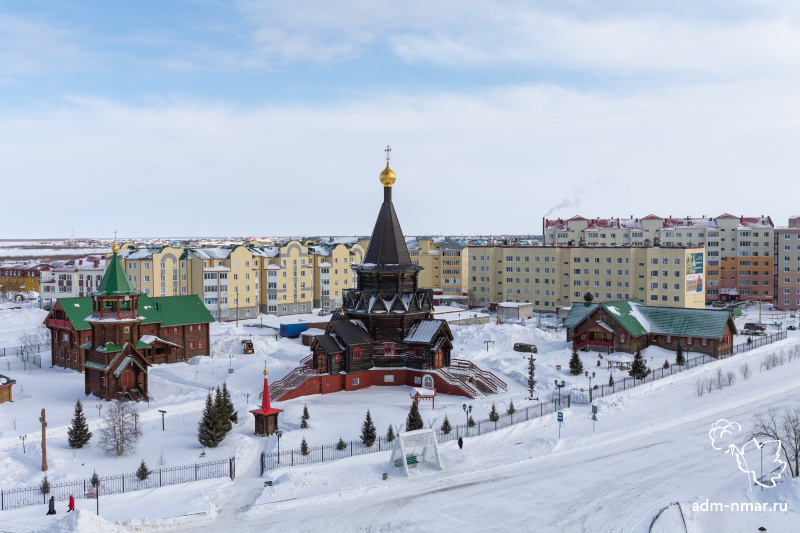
[146,295,214,327]
[564,302,599,329]
[80,341,92,350]
[93,253,140,296]
[639,306,733,339]
[134,340,152,349]
[96,342,123,353]
[82,361,107,371]
[601,300,649,337]
[57,298,94,331]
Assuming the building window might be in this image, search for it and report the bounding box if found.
[383,343,395,357]
[665,336,672,344]
[198,341,203,349]
[352,378,360,386]
[414,347,424,358]
[189,341,195,349]
[352,348,361,360]
[334,354,340,363]
[701,338,709,347]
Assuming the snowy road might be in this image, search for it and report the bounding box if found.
[175,341,800,533]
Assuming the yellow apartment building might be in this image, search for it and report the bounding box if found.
[307,241,364,312]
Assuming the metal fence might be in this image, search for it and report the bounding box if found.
[0,457,235,512]
[570,330,789,404]
[260,396,569,474]
[0,344,48,358]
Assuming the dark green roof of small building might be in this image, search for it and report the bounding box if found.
[57,298,95,331]
[93,253,140,296]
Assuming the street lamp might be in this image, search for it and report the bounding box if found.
[462,403,472,436]
[275,429,283,463]
[554,379,566,406]
[96,405,103,419]
[585,371,596,402]
[20,435,26,453]
[158,410,167,431]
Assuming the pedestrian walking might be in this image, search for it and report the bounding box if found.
[458,436,463,449]
[68,495,75,512]
[46,496,56,515]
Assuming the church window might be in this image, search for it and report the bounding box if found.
[383,343,395,357]
[414,347,424,358]
[352,348,362,360]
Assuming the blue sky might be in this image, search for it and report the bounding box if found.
[2,1,800,238]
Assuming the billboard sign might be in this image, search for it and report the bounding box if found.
[686,253,704,295]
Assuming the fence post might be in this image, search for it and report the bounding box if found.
[159,469,162,487]
[478,421,481,435]
[122,475,125,493]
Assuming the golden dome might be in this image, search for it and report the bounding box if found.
[379,162,396,187]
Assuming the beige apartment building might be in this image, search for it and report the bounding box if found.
[113,240,315,320]
[544,214,773,302]
[776,217,800,311]
[467,245,705,311]
[307,241,365,312]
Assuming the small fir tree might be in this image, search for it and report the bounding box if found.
[675,344,685,366]
[440,415,452,435]
[90,470,100,488]
[67,399,92,448]
[663,359,670,369]
[136,459,149,481]
[302,404,310,420]
[608,373,615,387]
[360,410,377,447]
[222,382,237,424]
[300,437,310,456]
[507,400,516,415]
[467,415,476,428]
[406,401,424,431]
[198,390,224,448]
[628,350,651,380]
[386,424,395,442]
[214,386,232,436]
[158,453,167,468]
[489,403,500,423]
[300,417,309,429]
[747,336,753,345]
[40,474,50,495]
[569,349,584,375]
[336,437,347,451]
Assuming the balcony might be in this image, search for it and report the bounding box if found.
[47,318,71,329]
[94,309,137,320]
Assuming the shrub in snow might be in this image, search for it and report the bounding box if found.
[628,351,650,380]
[90,471,100,488]
[300,438,310,456]
[302,405,310,420]
[663,359,670,369]
[300,418,309,429]
[695,379,705,397]
[98,400,142,457]
[608,374,614,387]
[136,459,149,481]
[751,407,800,478]
[360,410,377,447]
[705,378,714,394]
[467,416,476,428]
[67,399,92,449]
[386,424,395,442]
[726,370,736,387]
[440,416,452,435]
[336,437,347,451]
[489,403,500,423]
[569,349,584,375]
[675,345,685,366]
[715,368,724,390]
[40,474,50,495]
[406,402,424,431]
[506,400,516,415]
[739,363,750,380]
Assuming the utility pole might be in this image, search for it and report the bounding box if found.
[39,408,48,472]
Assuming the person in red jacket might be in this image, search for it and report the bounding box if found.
[67,495,75,512]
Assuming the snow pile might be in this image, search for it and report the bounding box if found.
[45,508,127,533]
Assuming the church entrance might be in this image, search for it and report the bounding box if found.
[434,348,444,369]
[121,370,133,389]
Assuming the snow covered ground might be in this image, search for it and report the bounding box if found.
[1,301,799,531]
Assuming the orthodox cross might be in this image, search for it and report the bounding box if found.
[385,145,391,163]
[39,408,48,471]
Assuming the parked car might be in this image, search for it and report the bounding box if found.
[513,343,538,353]
[743,323,766,331]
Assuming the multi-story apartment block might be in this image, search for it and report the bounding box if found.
[775,217,800,311]
[0,262,50,295]
[468,245,705,311]
[39,255,105,298]
[406,237,468,301]
[544,214,773,303]
[113,240,315,320]
[307,241,364,312]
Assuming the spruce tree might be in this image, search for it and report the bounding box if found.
[489,403,500,424]
[507,400,516,415]
[440,415,452,435]
[569,349,584,375]
[40,474,50,495]
[300,417,309,429]
[467,415,476,428]
[336,437,347,451]
[608,373,614,387]
[214,386,232,436]
[663,359,670,369]
[302,404,310,420]
[406,401,424,431]
[136,459,149,481]
[386,424,395,442]
[300,437,310,456]
[675,344,686,366]
[222,382,237,424]
[67,399,92,448]
[527,356,536,396]
[360,409,377,447]
[198,390,223,448]
[90,470,100,488]
[628,350,650,380]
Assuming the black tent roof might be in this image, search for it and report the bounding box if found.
[361,188,414,267]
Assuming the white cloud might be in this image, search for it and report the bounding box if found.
[0,15,86,80]
[1,78,798,237]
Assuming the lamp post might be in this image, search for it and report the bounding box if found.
[158,410,166,431]
[20,434,26,453]
[584,371,596,402]
[275,429,283,463]
[462,403,472,436]
[554,379,565,407]
[96,404,102,419]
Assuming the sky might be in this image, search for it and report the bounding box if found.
[1,1,800,238]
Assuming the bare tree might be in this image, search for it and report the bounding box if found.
[18,327,51,352]
[751,407,800,478]
[715,368,725,390]
[98,400,142,456]
[695,378,705,397]
[739,363,750,380]
[762,354,774,371]
[705,378,714,394]
[725,370,736,387]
